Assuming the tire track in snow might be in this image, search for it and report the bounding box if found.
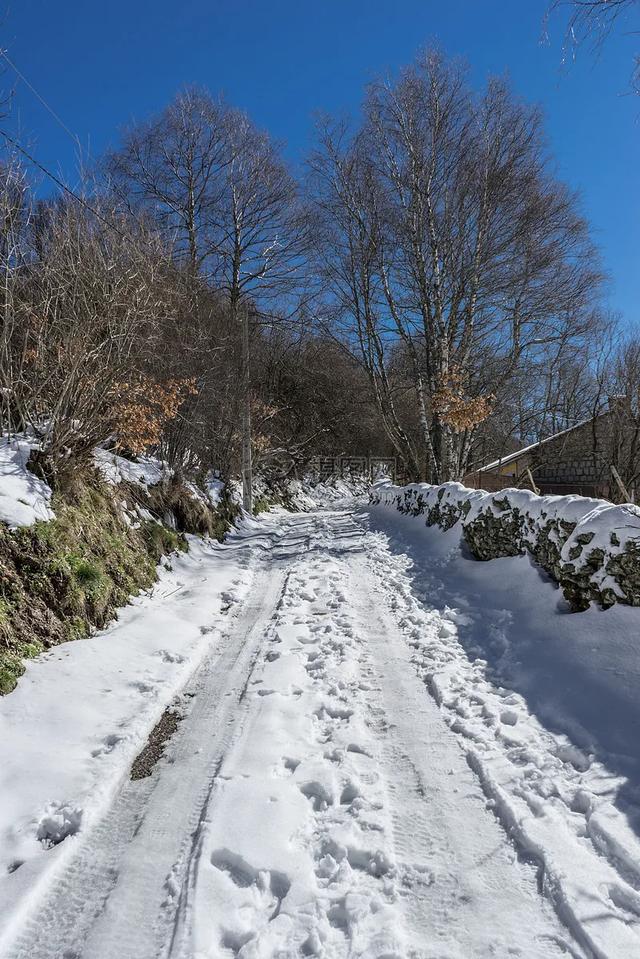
[347,547,578,959]
[1,508,591,958]
[362,505,640,958]
[179,510,575,958]
[182,514,408,957]
[1,521,308,959]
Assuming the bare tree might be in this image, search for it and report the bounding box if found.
[108,93,309,508]
[107,87,230,276]
[310,51,604,482]
[0,155,31,436]
[16,198,180,482]
[308,121,424,479]
[108,90,308,310]
[547,0,639,88]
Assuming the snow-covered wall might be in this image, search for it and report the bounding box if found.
[370,479,640,610]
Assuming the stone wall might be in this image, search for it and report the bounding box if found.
[370,479,640,611]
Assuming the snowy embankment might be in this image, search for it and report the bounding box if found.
[0,438,54,528]
[371,478,640,608]
[95,447,226,511]
[0,519,266,948]
[0,438,254,938]
[288,475,370,509]
[368,483,640,958]
[0,439,224,531]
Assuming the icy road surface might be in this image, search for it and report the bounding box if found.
[3,505,638,957]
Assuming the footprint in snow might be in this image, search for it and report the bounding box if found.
[339,781,362,805]
[210,848,291,925]
[315,704,354,722]
[345,845,393,878]
[555,743,592,772]
[157,649,186,664]
[500,709,519,726]
[300,780,334,811]
[36,801,83,848]
[91,733,123,758]
[129,680,157,694]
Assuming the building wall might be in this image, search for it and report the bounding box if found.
[532,414,612,497]
[469,413,617,499]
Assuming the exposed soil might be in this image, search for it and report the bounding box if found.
[130,707,181,780]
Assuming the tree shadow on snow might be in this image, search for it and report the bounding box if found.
[360,503,640,838]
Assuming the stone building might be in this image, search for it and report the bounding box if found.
[465,399,634,501]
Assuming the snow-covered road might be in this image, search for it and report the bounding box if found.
[2,504,639,957]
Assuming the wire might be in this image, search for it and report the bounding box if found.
[0,55,212,259]
[0,49,85,155]
[0,128,130,243]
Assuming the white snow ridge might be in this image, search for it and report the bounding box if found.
[1,499,639,957]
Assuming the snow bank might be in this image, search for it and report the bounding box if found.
[95,449,229,516]
[0,438,54,528]
[0,527,260,944]
[289,475,370,510]
[222,474,369,515]
[371,479,640,609]
[0,444,221,527]
[93,448,171,487]
[204,476,225,507]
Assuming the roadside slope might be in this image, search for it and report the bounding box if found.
[0,516,277,949]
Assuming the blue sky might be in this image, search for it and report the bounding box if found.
[2,0,638,324]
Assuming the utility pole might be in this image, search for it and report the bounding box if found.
[241,304,253,513]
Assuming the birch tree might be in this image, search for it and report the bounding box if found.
[548,0,639,89]
[310,51,603,482]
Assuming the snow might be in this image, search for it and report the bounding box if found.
[0,523,261,949]
[205,475,225,507]
[288,475,370,510]
[373,477,640,602]
[95,449,227,510]
[224,475,368,513]
[93,448,171,487]
[2,495,640,956]
[184,513,570,958]
[368,496,640,957]
[0,437,54,528]
[0,440,184,528]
